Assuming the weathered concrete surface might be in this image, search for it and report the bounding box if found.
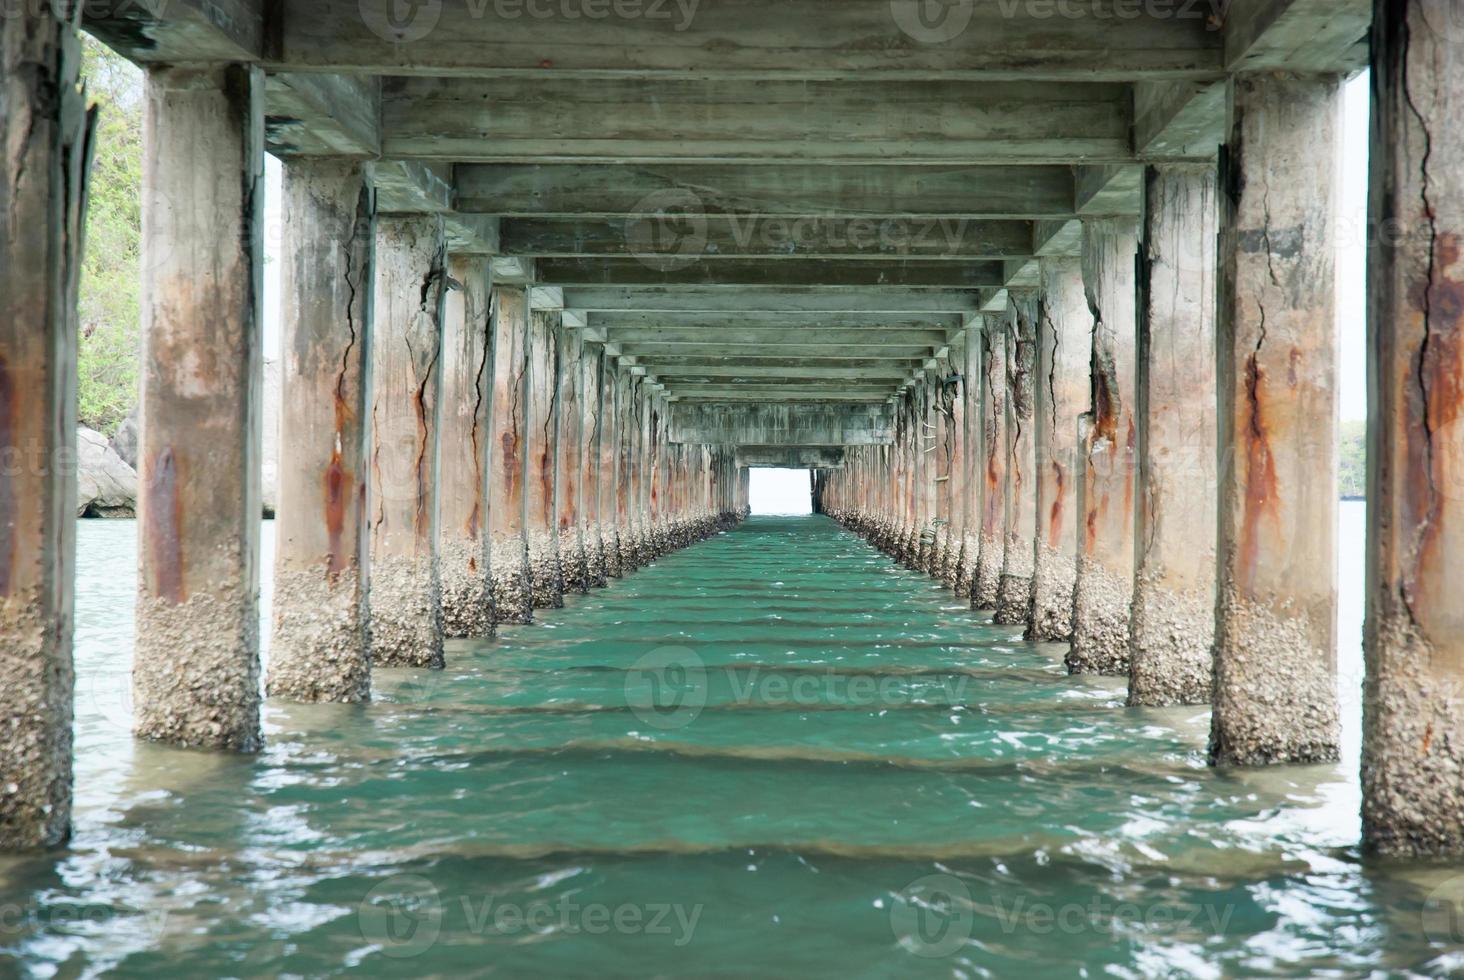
[269,160,374,703]
[367,214,447,669]
[0,4,91,848]
[972,318,1008,610]
[582,342,608,587]
[1211,74,1340,766]
[599,359,624,578]
[954,324,982,597]
[555,325,588,594]
[526,310,564,608]
[133,64,266,752]
[632,382,654,564]
[487,285,532,624]
[438,255,495,638]
[1129,164,1218,707]
[1029,260,1088,643]
[936,334,967,589]
[1363,5,1464,855]
[614,369,640,574]
[1068,218,1139,676]
[996,293,1039,625]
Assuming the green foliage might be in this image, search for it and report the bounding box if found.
[1339,419,1366,499]
[77,37,143,435]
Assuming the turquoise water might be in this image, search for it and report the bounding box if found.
[4,507,1464,976]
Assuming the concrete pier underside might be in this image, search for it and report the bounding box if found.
[12,0,1462,858]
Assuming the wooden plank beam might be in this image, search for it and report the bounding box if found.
[535,258,1007,288]
[271,1,1223,79]
[455,163,1077,218]
[382,78,1131,164]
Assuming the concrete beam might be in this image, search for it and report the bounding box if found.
[592,312,961,331]
[738,447,848,469]
[561,288,985,314]
[490,256,535,285]
[381,78,1131,164]
[456,164,1077,219]
[371,159,452,213]
[535,258,1006,288]
[651,364,913,380]
[500,218,1034,261]
[272,1,1221,79]
[1133,80,1225,160]
[670,404,893,446]
[1223,0,1370,73]
[264,73,381,158]
[1075,165,1144,216]
[82,0,262,61]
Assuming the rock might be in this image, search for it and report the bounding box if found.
[77,427,137,518]
[262,357,279,517]
[110,407,139,468]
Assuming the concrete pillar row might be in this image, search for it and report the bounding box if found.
[269,160,375,702]
[1029,260,1088,643]
[525,308,562,608]
[487,285,532,623]
[973,316,1009,609]
[1,3,93,848]
[1068,218,1140,676]
[1129,164,1220,706]
[367,214,448,669]
[133,62,267,750]
[438,255,495,638]
[997,291,1040,625]
[1211,73,1342,766]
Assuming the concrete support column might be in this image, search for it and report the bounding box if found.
[997,292,1040,625]
[635,383,654,562]
[1362,4,1464,852]
[955,324,982,596]
[1129,164,1219,706]
[647,398,666,557]
[1068,218,1140,676]
[1211,74,1342,765]
[919,374,940,574]
[526,310,562,608]
[1030,261,1088,643]
[600,360,623,577]
[937,334,967,589]
[972,318,1009,609]
[438,255,495,638]
[583,343,608,587]
[616,369,640,573]
[269,160,374,701]
[555,325,587,594]
[133,64,266,750]
[368,214,447,668]
[0,4,91,847]
[487,285,531,623]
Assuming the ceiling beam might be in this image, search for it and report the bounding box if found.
[265,73,382,158]
[669,404,894,446]
[617,344,936,359]
[381,78,1131,164]
[561,288,985,314]
[609,327,946,345]
[650,365,913,380]
[83,0,262,62]
[271,1,1223,79]
[1222,0,1370,72]
[534,258,1006,288]
[591,312,961,330]
[455,164,1077,219]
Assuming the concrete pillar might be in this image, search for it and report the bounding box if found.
[600,359,623,577]
[582,343,608,587]
[1029,260,1088,643]
[1068,218,1140,676]
[1365,3,1464,853]
[972,318,1008,609]
[555,325,587,594]
[526,309,563,607]
[1130,164,1219,706]
[0,4,91,848]
[938,333,968,589]
[647,397,667,557]
[133,64,266,750]
[1211,74,1341,765]
[635,382,654,562]
[268,160,374,702]
[487,285,532,623]
[919,374,941,575]
[438,255,495,638]
[615,369,640,573]
[368,214,447,668]
[954,324,982,596]
[997,292,1040,625]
